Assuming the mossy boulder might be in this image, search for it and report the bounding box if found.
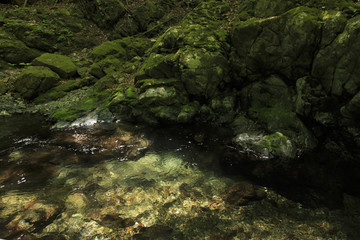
[0,38,41,64]
[231,7,322,82]
[179,47,229,98]
[15,66,60,99]
[312,15,360,96]
[32,53,77,79]
[241,76,317,150]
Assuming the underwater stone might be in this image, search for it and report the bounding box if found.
[65,193,88,212]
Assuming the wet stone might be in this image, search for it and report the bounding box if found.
[224,181,267,206]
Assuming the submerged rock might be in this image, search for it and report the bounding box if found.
[224,181,266,206]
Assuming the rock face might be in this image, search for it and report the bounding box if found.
[32,53,77,79]
[15,66,60,99]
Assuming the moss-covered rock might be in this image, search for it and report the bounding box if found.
[177,103,200,123]
[0,38,41,64]
[135,53,180,81]
[52,90,110,122]
[32,53,77,79]
[312,15,360,96]
[139,86,179,106]
[15,66,60,99]
[94,74,120,92]
[89,62,105,79]
[231,7,322,82]
[234,132,297,159]
[136,78,180,93]
[241,76,317,150]
[179,47,228,98]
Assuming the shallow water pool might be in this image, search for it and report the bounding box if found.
[0,115,354,239]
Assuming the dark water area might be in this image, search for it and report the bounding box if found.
[0,115,358,239]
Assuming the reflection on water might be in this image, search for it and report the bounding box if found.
[0,115,354,239]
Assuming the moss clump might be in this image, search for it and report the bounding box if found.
[32,53,78,78]
[52,108,79,122]
[259,132,288,150]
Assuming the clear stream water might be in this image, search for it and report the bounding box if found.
[0,115,356,239]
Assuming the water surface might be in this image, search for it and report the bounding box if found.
[0,115,353,239]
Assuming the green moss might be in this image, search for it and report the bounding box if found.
[125,86,137,99]
[259,132,288,150]
[52,108,79,122]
